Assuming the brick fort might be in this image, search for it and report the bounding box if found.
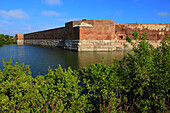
[16,20,170,51]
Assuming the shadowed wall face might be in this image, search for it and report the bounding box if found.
[65,22,79,40]
[24,28,66,40]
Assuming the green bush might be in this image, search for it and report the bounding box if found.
[0,32,169,112]
[0,58,93,112]
[79,33,169,112]
[0,34,16,46]
[79,60,122,112]
[119,33,170,112]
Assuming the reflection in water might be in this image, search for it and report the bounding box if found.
[0,45,129,77]
[77,51,128,68]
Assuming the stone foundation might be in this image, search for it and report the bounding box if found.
[17,40,24,45]
[78,40,116,51]
[24,40,79,51]
[78,40,161,51]
[24,39,161,51]
[24,40,61,46]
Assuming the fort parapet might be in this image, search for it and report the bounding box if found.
[16,20,170,51]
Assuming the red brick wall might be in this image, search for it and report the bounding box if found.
[24,27,66,40]
[115,23,170,40]
[15,34,24,40]
[65,22,79,40]
[22,20,170,41]
[24,22,80,40]
[76,20,115,40]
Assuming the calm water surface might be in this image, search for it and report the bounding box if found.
[0,45,128,77]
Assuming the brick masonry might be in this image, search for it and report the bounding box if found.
[16,20,170,51]
[16,34,24,45]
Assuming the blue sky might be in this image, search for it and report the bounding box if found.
[0,0,169,36]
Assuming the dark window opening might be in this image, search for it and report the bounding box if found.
[119,36,124,39]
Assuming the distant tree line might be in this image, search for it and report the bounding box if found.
[0,34,17,46]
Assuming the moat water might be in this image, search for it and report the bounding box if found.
[0,45,129,77]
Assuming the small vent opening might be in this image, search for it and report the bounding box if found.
[119,36,124,39]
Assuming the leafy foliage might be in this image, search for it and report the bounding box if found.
[79,61,122,112]
[0,32,169,112]
[0,59,93,112]
[0,34,16,46]
[121,33,170,112]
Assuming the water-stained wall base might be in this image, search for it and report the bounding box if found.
[24,39,161,51]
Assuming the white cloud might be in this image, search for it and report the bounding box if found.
[1,20,13,25]
[0,9,28,19]
[44,0,61,5]
[157,12,170,17]
[42,11,60,17]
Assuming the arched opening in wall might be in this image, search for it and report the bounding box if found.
[119,35,124,40]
